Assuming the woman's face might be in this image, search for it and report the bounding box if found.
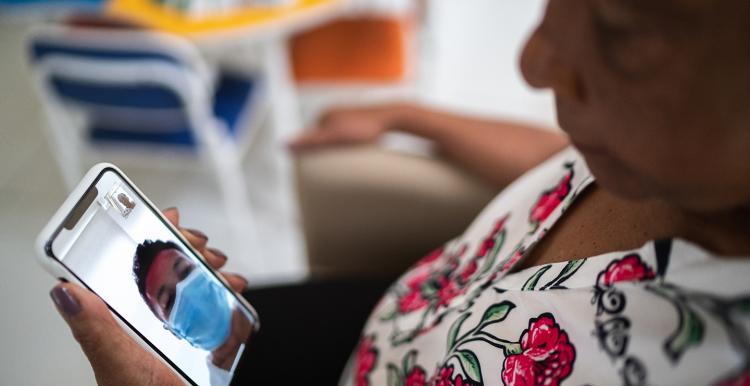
[521,0,750,212]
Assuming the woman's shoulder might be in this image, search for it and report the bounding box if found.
[458,146,593,254]
[343,143,750,386]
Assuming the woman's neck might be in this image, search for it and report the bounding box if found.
[672,204,750,257]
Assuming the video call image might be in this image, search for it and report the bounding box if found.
[50,172,255,386]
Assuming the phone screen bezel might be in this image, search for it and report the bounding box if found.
[44,166,257,386]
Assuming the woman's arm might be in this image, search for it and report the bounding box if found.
[290,103,568,188]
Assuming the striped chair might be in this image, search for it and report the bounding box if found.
[28,25,266,273]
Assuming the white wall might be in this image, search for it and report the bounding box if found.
[422,0,556,128]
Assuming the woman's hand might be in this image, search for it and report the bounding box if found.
[50,283,182,385]
[165,207,247,292]
[288,103,410,151]
[49,207,246,385]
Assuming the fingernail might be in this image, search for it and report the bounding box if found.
[208,247,228,262]
[50,287,81,316]
[186,228,208,241]
[164,206,178,213]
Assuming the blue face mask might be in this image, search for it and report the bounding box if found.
[167,268,232,351]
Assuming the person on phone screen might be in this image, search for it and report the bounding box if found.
[132,240,252,373]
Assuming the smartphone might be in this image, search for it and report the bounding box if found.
[36,163,259,386]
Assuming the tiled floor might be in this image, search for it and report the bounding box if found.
[0,1,554,384]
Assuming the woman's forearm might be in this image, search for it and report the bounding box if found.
[389,103,569,188]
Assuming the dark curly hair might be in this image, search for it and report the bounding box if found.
[133,240,181,306]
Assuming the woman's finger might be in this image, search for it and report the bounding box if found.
[162,207,180,226]
[204,247,228,270]
[221,272,248,292]
[180,228,208,252]
[160,208,227,270]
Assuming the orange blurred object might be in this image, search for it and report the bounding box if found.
[291,16,411,84]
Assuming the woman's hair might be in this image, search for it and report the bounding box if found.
[133,240,181,304]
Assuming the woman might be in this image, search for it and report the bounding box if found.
[49,0,750,384]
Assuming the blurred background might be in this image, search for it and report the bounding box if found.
[0,0,555,384]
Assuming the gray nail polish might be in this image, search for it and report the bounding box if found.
[209,247,228,261]
[50,287,81,316]
[186,228,208,241]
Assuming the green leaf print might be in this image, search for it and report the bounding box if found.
[522,265,552,291]
[421,280,438,298]
[479,231,506,275]
[479,301,516,328]
[379,300,398,322]
[447,312,472,351]
[456,350,483,383]
[541,259,586,290]
[664,302,705,362]
[402,350,417,373]
[387,363,403,386]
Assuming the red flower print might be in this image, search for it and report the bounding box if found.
[715,370,750,386]
[599,254,655,286]
[399,244,470,314]
[355,336,378,386]
[502,313,576,386]
[478,217,509,257]
[436,277,461,308]
[460,216,509,284]
[399,272,462,313]
[529,169,573,226]
[406,366,427,386]
[501,250,524,273]
[430,364,475,386]
[400,271,431,313]
[418,247,444,267]
[459,260,478,282]
[399,290,430,313]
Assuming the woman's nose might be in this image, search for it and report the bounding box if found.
[520,26,585,104]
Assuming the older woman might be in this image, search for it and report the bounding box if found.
[49,0,750,385]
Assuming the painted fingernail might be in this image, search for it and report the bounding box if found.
[186,228,208,241]
[238,276,249,290]
[50,287,81,316]
[208,247,228,262]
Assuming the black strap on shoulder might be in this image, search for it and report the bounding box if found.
[654,238,673,278]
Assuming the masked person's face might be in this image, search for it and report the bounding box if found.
[166,268,234,351]
[144,248,195,321]
[520,0,750,212]
[144,246,234,351]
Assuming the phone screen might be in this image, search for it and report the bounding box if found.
[46,168,258,386]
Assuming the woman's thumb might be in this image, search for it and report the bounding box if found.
[49,283,183,386]
[50,283,119,356]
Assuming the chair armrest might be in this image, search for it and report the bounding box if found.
[295,146,497,280]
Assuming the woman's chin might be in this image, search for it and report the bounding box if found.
[583,154,654,201]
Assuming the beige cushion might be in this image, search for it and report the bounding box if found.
[295,146,497,279]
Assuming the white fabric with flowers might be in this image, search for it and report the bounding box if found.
[340,147,750,386]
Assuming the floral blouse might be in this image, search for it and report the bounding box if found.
[340,147,750,386]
